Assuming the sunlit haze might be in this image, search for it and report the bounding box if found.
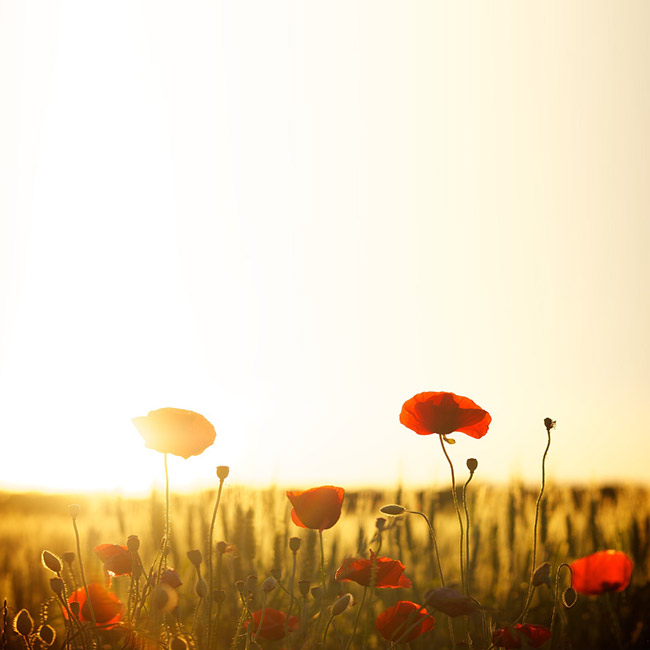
[1,1,649,494]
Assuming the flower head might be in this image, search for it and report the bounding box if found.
[245,608,298,641]
[570,550,633,595]
[67,583,124,627]
[400,392,491,439]
[94,544,132,576]
[492,623,552,649]
[376,601,434,642]
[335,551,412,588]
[286,486,345,531]
[131,408,216,458]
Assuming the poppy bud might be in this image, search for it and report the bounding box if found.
[68,504,80,520]
[289,537,301,553]
[331,593,353,616]
[127,535,140,553]
[41,550,62,573]
[14,609,34,637]
[187,549,203,567]
[562,587,577,608]
[245,575,258,593]
[49,577,65,596]
[171,637,189,650]
[262,576,278,593]
[375,517,386,530]
[298,580,310,597]
[270,567,282,581]
[160,568,183,589]
[62,552,75,565]
[544,418,556,432]
[69,602,80,618]
[466,458,478,473]
[216,541,228,554]
[195,577,208,598]
[217,466,230,480]
[37,624,56,647]
[380,504,406,516]
[532,562,551,588]
[311,586,323,601]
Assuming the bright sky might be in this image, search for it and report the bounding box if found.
[0,1,649,494]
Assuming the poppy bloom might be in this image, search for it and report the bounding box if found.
[376,601,434,642]
[400,392,491,439]
[286,486,345,531]
[492,624,552,649]
[67,583,125,627]
[570,550,633,595]
[244,608,298,641]
[131,408,216,459]
[94,544,132,576]
[335,551,412,588]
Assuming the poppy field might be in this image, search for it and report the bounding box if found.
[1,393,650,649]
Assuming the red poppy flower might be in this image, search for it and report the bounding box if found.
[335,550,412,588]
[400,392,491,439]
[244,609,299,641]
[94,544,132,576]
[492,624,552,649]
[67,583,125,627]
[570,550,633,595]
[131,408,216,459]
[286,486,345,531]
[375,601,434,642]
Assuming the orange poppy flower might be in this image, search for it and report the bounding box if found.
[67,583,125,627]
[286,486,345,531]
[570,550,633,595]
[492,623,552,649]
[375,601,434,642]
[400,392,491,439]
[335,551,412,588]
[94,544,132,576]
[131,408,216,458]
[244,608,299,641]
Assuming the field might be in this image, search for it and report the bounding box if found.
[0,481,649,649]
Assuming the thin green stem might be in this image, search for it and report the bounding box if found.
[462,471,474,595]
[408,511,445,588]
[344,587,367,650]
[319,530,327,594]
[285,551,298,641]
[71,517,98,642]
[519,428,552,624]
[163,453,170,572]
[207,477,226,649]
[253,592,268,643]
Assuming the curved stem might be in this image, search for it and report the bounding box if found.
[519,428,552,623]
[408,511,445,587]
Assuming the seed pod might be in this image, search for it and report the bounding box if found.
[127,535,140,553]
[14,609,34,637]
[544,418,556,432]
[49,578,65,596]
[298,580,310,597]
[68,504,80,520]
[466,458,478,472]
[332,593,353,616]
[41,550,63,573]
[375,517,386,531]
[37,624,56,647]
[216,466,230,480]
[289,537,301,553]
[380,504,406,516]
[261,576,277,593]
[187,549,202,567]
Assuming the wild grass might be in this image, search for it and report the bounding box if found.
[0,482,649,649]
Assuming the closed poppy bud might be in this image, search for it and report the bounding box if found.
[466,458,478,473]
[187,549,202,567]
[37,624,56,647]
[50,577,65,596]
[544,418,556,432]
[380,504,406,516]
[127,535,140,553]
[68,504,80,520]
[171,637,189,650]
[532,562,551,588]
[289,537,301,553]
[376,517,386,530]
[216,541,228,554]
[298,580,310,597]
[62,552,76,565]
[217,466,230,480]
[14,610,33,636]
[246,575,258,593]
[42,550,63,573]
[332,593,353,616]
[262,576,278,593]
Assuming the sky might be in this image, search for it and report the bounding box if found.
[0,1,649,494]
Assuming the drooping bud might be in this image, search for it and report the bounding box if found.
[261,576,278,593]
[216,466,230,480]
[68,504,80,521]
[127,535,140,553]
[289,537,301,553]
[544,418,556,432]
[37,624,56,647]
[466,458,478,473]
[14,609,34,637]
[331,593,353,616]
[187,549,203,567]
[380,504,406,516]
[532,562,552,588]
[298,580,310,597]
[41,550,63,573]
[49,578,65,596]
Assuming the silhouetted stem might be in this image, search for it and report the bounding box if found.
[72,518,98,642]
[605,593,624,650]
[463,471,474,595]
[344,587,367,650]
[163,453,170,570]
[207,477,226,649]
